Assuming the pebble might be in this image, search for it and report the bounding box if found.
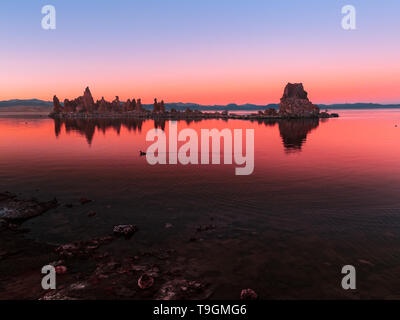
[87,210,97,217]
[79,197,92,205]
[55,265,68,274]
[240,288,258,300]
[138,273,154,289]
[113,224,137,237]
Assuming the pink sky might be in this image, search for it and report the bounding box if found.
[1,1,399,105]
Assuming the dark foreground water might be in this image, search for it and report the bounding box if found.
[1,109,400,299]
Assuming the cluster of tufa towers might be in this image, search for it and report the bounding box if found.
[52,87,166,114]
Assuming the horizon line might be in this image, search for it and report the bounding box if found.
[1,98,400,106]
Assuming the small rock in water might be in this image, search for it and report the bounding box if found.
[79,197,92,205]
[113,224,136,237]
[196,224,216,232]
[240,288,258,300]
[87,210,97,217]
[55,265,68,274]
[138,273,154,289]
[0,195,58,222]
[56,243,78,257]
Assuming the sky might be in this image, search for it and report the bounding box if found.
[0,0,399,104]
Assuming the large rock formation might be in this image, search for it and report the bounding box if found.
[49,85,334,121]
[52,95,62,113]
[136,99,143,112]
[153,98,166,113]
[131,99,137,111]
[122,99,131,112]
[82,87,95,112]
[279,83,319,117]
[112,96,121,112]
[83,87,94,105]
[97,97,108,112]
[51,87,146,115]
[63,99,76,113]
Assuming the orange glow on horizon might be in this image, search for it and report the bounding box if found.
[2,49,400,105]
[2,77,399,106]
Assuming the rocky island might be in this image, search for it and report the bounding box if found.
[49,83,338,120]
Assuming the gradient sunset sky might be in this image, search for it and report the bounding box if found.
[1,0,399,104]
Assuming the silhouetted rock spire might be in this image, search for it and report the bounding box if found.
[83,87,95,111]
[279,83,319,117]
[51,87,148,115]
[153,98,166,113]
[52,95,62,113]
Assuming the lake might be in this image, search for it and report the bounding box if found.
[1,109,400,299]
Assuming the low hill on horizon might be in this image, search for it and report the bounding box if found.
[0,99,53,113]
[0,99,53,107]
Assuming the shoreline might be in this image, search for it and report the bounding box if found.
[1,189,396,300]
[0,192,218,300]
[48,111,339,121]
[49,84,339,121]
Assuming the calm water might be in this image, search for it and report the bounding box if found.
[1,109,400,298]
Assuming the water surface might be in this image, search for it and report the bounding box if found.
[1,109,400,298]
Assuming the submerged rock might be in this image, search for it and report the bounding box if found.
[113,224,137,237]
[0,193,58,222]
[87,210,97,217]
[55,265,68,274]
[240,288,258,300]
[138,273,154,289]
[40,292,76,300]
[56,237,113,257]
[196,224,216,232]
[79,197,92,205]
[154,279,212,300]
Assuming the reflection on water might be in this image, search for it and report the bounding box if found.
[278,118,319,153]
[2,109,400,298]
[53,117,321,152]
[54,118,145,145]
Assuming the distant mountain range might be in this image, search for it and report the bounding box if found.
[1,99,400,111]
[0,99,53,107]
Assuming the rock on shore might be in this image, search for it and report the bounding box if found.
[0,192,58,222]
